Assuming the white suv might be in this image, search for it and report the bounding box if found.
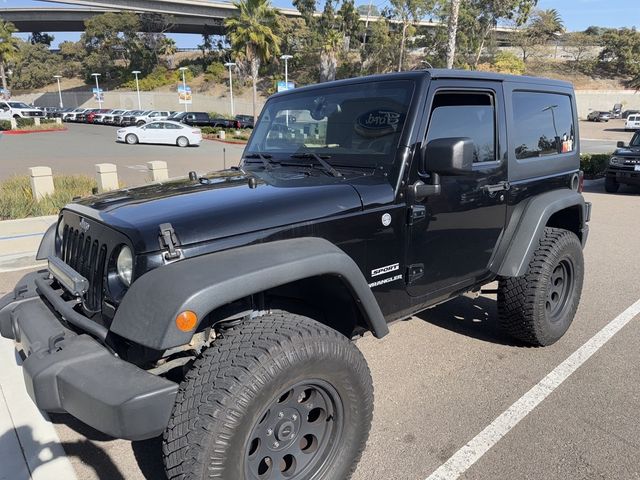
[625,114,640,131]
[133,110,170,126]
[0,101,45,119]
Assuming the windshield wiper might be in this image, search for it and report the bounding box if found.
[289,153,342,178]
[244,153,276,170]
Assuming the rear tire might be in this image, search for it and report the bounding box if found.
[605,176,620,193]
[176,136,189,148]
[136,121,146,127]
[497,227,584,346]
[163,313,374,480]
[125,134,138,145]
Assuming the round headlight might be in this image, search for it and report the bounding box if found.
[116,246,133,287]
[56,218,65,240]
[610,156,623,165]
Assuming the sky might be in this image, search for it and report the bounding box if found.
[2,0,639,48]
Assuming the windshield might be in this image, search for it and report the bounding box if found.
[630,133,640,147]
[245,80,415,166]
[8,102,31,109]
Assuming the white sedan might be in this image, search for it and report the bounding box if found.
[116,120,202,147]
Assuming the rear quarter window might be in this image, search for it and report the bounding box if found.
[512,91,575,159]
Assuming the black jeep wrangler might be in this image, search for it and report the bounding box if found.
[604,132,640,192]
[1,70,590,480]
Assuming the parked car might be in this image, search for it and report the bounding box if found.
[40,107,68,118]
[0,100,45,119]
[611,103,623,118]
[0,103,11,120]
[62,108,88,122]
[117,120,202,147]
[622,110,640,119]
[181,112,240,129]
[102,109,127,125]
[0,70,591,480]
[87,109,112,124]
[76,108,101,123]
[120,110,147,126]
[625,114,640,131]
[587,110,611,122]
[167,111,188,122]
[235,114,254,129]
[604,131,640,192]
[132,110,171,126]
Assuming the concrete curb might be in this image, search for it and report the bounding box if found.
[0,216,56,271]
[0,337,77,480]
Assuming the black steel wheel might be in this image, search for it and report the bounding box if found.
[545,258,575,323]
[163,313,373,480]
[245,380,343,479]
[498,227,584,346]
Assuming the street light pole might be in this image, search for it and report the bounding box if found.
[91,73,102,108]
[132,70,142,110]
[178,67,188,112]
[53,75,63,109]
[224,62,236,116]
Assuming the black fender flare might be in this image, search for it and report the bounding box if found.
[493,189,587,278]
[110,238,389,350]
[36,222,56,261]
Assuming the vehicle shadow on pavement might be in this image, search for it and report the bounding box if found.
[415,295,522,347]
[1,424,125,480]
[48,413,167,479]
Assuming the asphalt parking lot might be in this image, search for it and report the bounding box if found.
[0,181,639,480]
[0,119,634,190]
[0,123,244,186]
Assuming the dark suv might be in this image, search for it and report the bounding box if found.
[0,70,590,480]
[604,132,640,192]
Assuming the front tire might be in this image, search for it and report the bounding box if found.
[125,133,138,145]
[605,176,620,193]
[163,314,374,480]
[176,136,189,148]
[497,227,584,346]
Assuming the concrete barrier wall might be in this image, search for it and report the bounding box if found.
[13,91,262,116]
[13,88,640,120]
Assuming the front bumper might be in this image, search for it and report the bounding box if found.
[0,271,178,441]
[606,167,640,185]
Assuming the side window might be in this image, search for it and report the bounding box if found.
[513,91,575,159]
[426,91,496,163]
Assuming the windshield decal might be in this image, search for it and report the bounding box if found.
[355,110,404,138]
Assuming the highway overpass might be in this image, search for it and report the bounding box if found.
[1,0,516,40]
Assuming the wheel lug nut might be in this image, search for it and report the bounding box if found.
[266,428,273,436]
[273,441,280,448]
[278,411,284,418]
[292,414,298,420]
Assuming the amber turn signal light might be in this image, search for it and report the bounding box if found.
[175,310,198,332]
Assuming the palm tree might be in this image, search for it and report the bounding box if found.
[225,0,281,121]
[0,19,20,95]
[531,9,565,40]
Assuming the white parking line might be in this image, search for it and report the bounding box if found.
[425,298,640,480]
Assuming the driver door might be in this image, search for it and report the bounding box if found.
[406,80,508,299]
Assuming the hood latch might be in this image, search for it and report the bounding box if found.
[159,223,181,260]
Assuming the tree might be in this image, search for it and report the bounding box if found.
[11,41,62,90]
[445,0,461,68]
[530,8,564,40]
[564,31,594,64]
[390,0,432,71]
[226,0,281,121]
[0,19,19,94]
[29,32,55,46]
[598,28,640,77]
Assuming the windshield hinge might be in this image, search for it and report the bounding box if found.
[159,223,181,260]
[484,181,510,195]
[408,205,426,225]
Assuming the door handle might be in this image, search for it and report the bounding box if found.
[484,181,510,195]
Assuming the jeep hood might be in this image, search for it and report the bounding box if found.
[66,170,364,253]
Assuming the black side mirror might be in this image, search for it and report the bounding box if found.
[617,141,625,148]
[422,137,475,175]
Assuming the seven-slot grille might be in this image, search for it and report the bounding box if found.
[60,225,107,312]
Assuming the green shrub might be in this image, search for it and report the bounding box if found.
[16,118,35,128]
[0,175,97,220]
[580,153,610,178]
[41,119,57,125]
[204,62,226,83]
[0,120,11,131]
[122,66,195,91]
